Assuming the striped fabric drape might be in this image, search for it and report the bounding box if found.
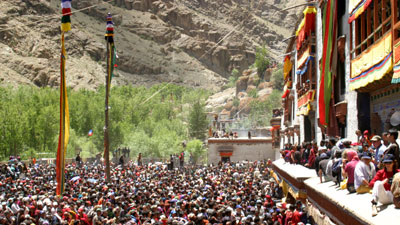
[56,0,71,196]
[318,0,337,127]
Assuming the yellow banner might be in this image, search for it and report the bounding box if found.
[351,32,392,78]
[283,57,292,81]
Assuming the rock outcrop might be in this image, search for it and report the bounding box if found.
[0,0,302,90]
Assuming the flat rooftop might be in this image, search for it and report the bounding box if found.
[208,137,272,144]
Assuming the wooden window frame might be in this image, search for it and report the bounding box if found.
[392,0,400,43]
[351,0,392,57]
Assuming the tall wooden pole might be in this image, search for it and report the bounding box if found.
[104,13,115,183]
[104,42,111,183]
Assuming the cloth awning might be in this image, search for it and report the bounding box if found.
[392,41,400,84]
[298,90,315,108]
[393,63,400,84]
[348,0,372,23]
[296,6,317,50]
[296,56,314,76]
[297,45,311,69]
[351,32,392,79]
[219,152,233,157]
[350,52,393,90]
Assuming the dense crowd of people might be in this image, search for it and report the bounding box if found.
[0,156,310,225]
[281,128,400,216]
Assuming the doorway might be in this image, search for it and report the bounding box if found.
[221,157,230,163]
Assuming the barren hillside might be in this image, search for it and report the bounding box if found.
[0,0,302,91]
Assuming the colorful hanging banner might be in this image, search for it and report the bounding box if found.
[350,52,393,90]
[348,0,372,23]
[61,0,72,32]
[105,13,114,41]
[298,90,315,108]
[351,32,392,78]
[296,6,316,50]
[393,63,400,84]
[297,103,312,116]
[318,0,337,127]
[296,56,314,76]
[281,81,292,98]
[56,34,70,196]
[392,41,400,84]
[297,45,311,69]
[105,13,116,93]
[283,55,292,81]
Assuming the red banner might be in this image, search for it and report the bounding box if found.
[298,90,315,108]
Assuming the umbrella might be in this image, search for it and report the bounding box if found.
[70,176,80,182]
[87,178,97,184]
[390,111,400,126]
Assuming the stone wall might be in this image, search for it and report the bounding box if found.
[207,138,274,164]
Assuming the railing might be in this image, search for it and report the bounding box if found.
[351,17,391,56]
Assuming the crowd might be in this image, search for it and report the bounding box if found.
[281,128,400,216]
[0,156,310,225]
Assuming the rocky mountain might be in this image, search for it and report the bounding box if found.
[0,0,302,91]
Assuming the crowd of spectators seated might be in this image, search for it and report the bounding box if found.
[280,128,400,216]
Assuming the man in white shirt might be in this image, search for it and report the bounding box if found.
[10,198,20,214]
[371,135,386,166]
[354,152,376,194]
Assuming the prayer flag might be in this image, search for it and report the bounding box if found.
[56,0,71,196]
[318,0,337,127]
[61,0,72,32]
[88,129,93,136]
[105,13,116,93]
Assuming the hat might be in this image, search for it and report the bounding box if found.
[363,130,369,135]
[382,154,394,163]
[362,142,369,147]
[389,129,398,135]
[361,152,372,160]
[319,153,329,160]
[236,205,242,209]
[318,146,327,152]
[370,135,381,141]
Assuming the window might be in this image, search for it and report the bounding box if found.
[352,0,392,57]
[394,0,400,42]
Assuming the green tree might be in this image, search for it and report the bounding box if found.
[255,44,270,78]
[189,101,208,141]
[271,68,284,91]
[0,84,210,161]
[186,139,206,164]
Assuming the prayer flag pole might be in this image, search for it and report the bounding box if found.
[56,0,71,196]
[104,13,115,183]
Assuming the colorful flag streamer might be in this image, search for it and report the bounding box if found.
[105,13,116,93]
[56,0,71,196]
[61,0,72,32]
[348,0,372,24]
[318,0,337,127]
[296,6,317,50]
